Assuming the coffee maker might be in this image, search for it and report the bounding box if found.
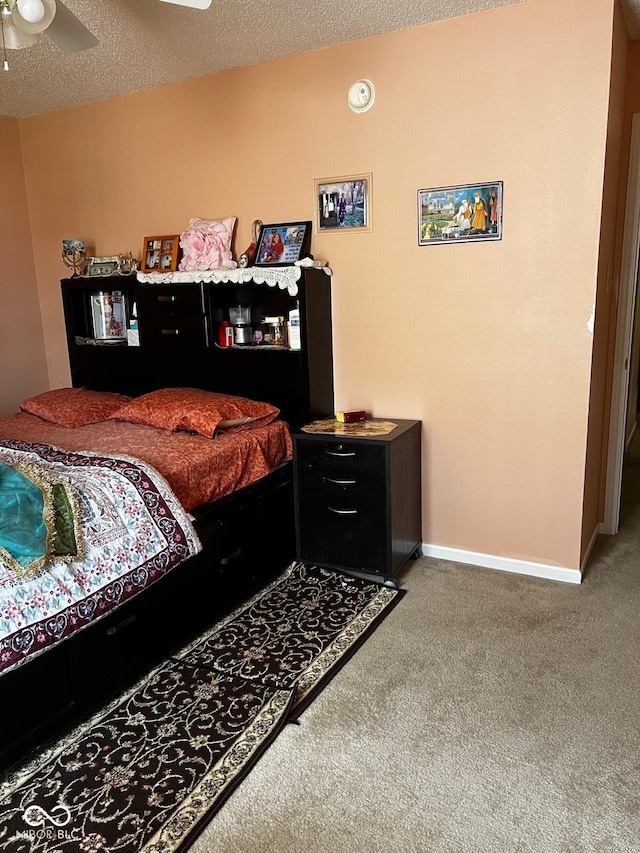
[229,304,252,346]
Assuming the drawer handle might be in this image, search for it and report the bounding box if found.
[157,295,177,302]
[325,450,356,458]
[161,329,181,335]
[106,614,136,636]
[328,506,358,515]
[220,547,242,565]
[324,477,357,486]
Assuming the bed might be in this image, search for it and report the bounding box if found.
[0,388,298,772]
[0,268,334,772]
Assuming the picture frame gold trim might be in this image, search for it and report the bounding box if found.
[314,173,372,234]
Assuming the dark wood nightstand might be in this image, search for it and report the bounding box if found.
[293,419,422,586]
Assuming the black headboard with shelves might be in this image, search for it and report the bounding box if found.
[61,268,334,431]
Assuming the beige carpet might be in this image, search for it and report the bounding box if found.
[190,439,640,852]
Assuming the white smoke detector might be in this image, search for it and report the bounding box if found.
[348,79,375,113]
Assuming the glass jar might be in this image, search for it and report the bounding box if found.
[268,318,284,346]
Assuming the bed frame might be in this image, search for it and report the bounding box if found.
[0,268,333,773]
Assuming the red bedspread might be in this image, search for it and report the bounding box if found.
[0,413,292,512]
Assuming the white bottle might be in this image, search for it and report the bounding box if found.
[288,303,301,350]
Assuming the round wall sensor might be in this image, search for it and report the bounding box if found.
[348,79,375,113]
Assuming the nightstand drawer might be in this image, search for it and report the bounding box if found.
[297,466,386,502]
[295,439,385,475]
[137,284,204,315]
[297,492,387,574]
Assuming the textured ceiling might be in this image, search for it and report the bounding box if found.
[0,0,529,118]
[2,0,638,119]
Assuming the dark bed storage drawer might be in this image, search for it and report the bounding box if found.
[67,598,157,703]
[198,502,253,582]
[0,646,72,765]
[192,463,295,604]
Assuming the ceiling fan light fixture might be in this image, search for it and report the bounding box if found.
[1,8,39,47]
[16,0,44,23]
[13,0,54,34]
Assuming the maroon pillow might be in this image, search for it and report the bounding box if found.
[20,387,132,428]
[110,387,279,438]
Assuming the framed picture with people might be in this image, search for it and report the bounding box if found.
[141,235,180,273]
[418,181,503,245]
[254,221,312,266]
[314,173,372,233]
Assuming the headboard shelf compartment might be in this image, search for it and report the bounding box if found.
[61,267,334,431]
[62,273,137,347]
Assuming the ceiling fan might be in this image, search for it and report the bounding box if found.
[0,0,211,61]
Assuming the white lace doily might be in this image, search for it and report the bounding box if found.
[136,265,330,297]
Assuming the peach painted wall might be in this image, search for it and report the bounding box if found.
[0,116,48,416]
[19,0,616,570]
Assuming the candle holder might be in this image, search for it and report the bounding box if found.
[62,240,87,277]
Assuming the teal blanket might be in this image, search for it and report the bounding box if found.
[0,461,79,575]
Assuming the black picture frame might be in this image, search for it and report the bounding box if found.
[254,221,312,267]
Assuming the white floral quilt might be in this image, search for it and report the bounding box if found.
[0,439,201,675]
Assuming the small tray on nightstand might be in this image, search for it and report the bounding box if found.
[300,418,398,437]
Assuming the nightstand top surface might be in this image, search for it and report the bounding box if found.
[293,418,420,443]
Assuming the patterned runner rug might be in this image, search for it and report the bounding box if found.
[0,563,404,853]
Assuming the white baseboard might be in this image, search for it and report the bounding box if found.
[421,543,582,585]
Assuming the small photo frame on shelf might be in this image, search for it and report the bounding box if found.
[417,181,503,245]
[142,235,180,273]
[254,221,312,266]
[314,173,372,233]
[90,290,127,341]
[87,256,120,277]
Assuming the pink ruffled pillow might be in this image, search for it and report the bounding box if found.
[179,217,237,272]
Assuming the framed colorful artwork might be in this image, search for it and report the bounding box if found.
[417,181,503,245]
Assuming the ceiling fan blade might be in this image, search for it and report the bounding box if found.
[46,0,98,53]
[158,0,213,8]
